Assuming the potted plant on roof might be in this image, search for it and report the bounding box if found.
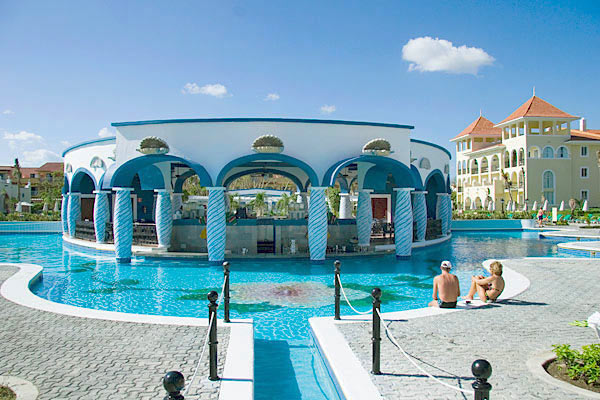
[362,138,392,156]
[252,135,284,154]
[137,137,170,155]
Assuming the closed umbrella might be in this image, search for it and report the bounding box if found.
[523,202,528,211]
[532,201,538,211]
[488,201,493,212]
[559,201,565,211]
[543,200,548,211]
[470,201,476,210]
[42,203,48,212]
[53,200,60,212]
[583,200,589,212]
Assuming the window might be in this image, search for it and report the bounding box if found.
[444,164,450,174]
[556,146,569,159]
[542,146,554,159]
[419,158,431,170]
[581,146,588,157]
[528,147,540,159]
[581,190,589,200]
[581,167,589,178]
[542,170,555,204]
[518,149,525,166]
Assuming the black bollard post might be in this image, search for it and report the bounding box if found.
[208,291,220,381]
[334,260,341,320]
[163,371,185,400]
[223,261,230,323]
[471,359,492,400]
[371,287,382,375]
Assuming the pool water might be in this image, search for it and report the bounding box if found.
[0,231,560,399]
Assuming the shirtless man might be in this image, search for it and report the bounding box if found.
[428,261,460,309]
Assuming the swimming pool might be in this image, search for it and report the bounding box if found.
[0,231,560,399]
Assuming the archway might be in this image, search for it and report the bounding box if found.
[70,168,96,220]
[424,170,446,218]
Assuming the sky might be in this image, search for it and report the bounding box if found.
[1,0,599,168]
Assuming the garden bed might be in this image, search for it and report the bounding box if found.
[0,386,15,400]
[545,359,600,394]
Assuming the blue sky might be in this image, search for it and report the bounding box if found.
[1,0,599,167]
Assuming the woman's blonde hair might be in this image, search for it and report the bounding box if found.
[490,261,503,276]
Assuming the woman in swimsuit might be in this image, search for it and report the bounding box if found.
[465,261,505,303]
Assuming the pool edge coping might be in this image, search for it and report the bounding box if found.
[308,258,532,400]
[0,263,254,400]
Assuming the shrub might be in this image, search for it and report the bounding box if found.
[363,138,391,151]
[0,212,60,221]
[553,344,600,384]
[139,136,169,150]
[252,135,284,148]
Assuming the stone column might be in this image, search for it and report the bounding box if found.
[61,194,69,235]
[155,189,173,249]
[394,188,414,258]
[411,191,427,241]
[356,189,373,247]
[339,192,352,219]
[436,193,449,235]
[67,192,81,237]
[113,188,134,263]
[93,190,110,243]
[207,187,226,263]
[171,192,183,217]
[308,187,328,261]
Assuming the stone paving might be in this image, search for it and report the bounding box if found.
[0,266,229,400]
[338,258,600,399]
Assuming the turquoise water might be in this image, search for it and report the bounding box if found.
[0,231,559,399]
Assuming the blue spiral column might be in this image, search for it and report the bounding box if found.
[113,188,134,263]
[394,188,414,259]
[412,191,427,241]
[67,192,81,237]
[436,193,449,236]
[61,194,69,235]
[308,187,328,261]
[155,189,173,249]
[93,190,110,243]
[207,187,226,263]
[356,189,373,247]
[445,194,452,234]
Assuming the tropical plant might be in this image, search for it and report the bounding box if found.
[363,138,391,151]
[182,175,208,200]
[227,194,240,212]
[39,171,64,212]
[249,192,267,217]
[553,344,600,384]
[275,193,292,216]
[252,135,284,149]
[501,170,514,203]
[12,158,21,211]
[137,137,169,154]
[326,186,341,217]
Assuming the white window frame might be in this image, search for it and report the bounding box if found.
[581,146,589,157]
[556,146,569,159]
[542,146,554,159]
[581,190,589,200]
[581,167,589,179]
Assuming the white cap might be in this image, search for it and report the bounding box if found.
[441,261,452,270]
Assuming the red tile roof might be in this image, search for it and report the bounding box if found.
[499,96,576,124]
[452,116,502,140]
[38,162,63,172]
[570,129,600,141]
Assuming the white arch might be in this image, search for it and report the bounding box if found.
[528,146,541,159]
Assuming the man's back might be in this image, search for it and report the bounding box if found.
[436,273,459,302]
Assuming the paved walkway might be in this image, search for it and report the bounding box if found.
[338,258,600,399]
[0,266,229,400]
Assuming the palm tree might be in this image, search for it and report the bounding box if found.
[501,169,514,203]
[12,158,21,212]
[276,193,292,216]
[250,192,267,217]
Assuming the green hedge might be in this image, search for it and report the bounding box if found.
[0,212,61,221]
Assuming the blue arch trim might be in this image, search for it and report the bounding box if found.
[424,169,446,218]
[104,155,213,189]
[223,168,305,192]
[174,169,197,193]
[62,137,116,157]
[112,118,414,130]
[70,168,98,193]
[216,153,319,188]
[62,176,69,194]
[336,175,349,192]
[348,176,357,191]
[138,164,165,190]
[410,165,424,190]
[410,139,452,159]
[322,155,416,188]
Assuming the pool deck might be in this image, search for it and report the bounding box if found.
[0,264,254,400]
[319,257,600,399]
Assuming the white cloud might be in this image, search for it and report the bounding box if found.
[2,109,14,115]
[22,149,61,165]
[60,140,72,147]
[265,93,280,101]
[182,82,229,98]
[320,105,336,114]
[98,127,114,138]
[402,37,495,75]
[3,130,43,150]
